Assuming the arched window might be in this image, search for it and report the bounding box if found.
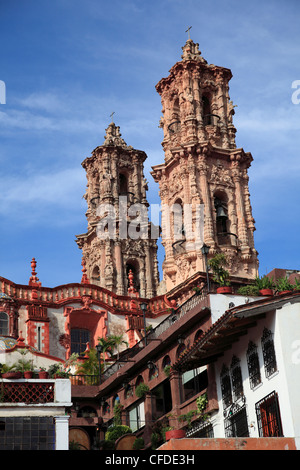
[230,356,244,401]
[135,375,144,387]
[77,406,97,418]
[246,341,261,389]
[220,365,232,409]
[214,192,230,246]
[70,328,91,355]
[194,329,203,342]
[126,260,140,293]
[119,173,128,195]
[0,312,9,336]
[176,343,186,360]
[261,328,277,378]
[102,402,110,415]
[148,362,158,381]
[91,266,101,285]
[202,94,212,125]
[162,355,171,369]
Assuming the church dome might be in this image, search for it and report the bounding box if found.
[0,336,18,351]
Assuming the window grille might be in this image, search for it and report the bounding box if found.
[261,328,277,378]
[71,328,90,355]
[230,356,244,401]
[246,341,261,389]
[224,404,249,438]
[0,312,9,336]
[186,421,214,438]
[255,391,283,437]
[220,365,232,409]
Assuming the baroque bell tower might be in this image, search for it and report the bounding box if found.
[76,119,159,298]
[151,37,259,291]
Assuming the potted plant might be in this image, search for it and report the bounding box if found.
[1,364,22,379]
[38,367,49,379]
[48,362,69,378]
[255,275,274,296]
[275,276,294,294]
[165,428,186,441]
[237,284,260,296]
[15,357,34,378]
[208,253,232,294]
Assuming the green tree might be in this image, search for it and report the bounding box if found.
[108,334,129,361]
[75,348,101,377]
[97,336,115,370]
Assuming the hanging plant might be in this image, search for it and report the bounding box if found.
[196,393,208,414]
[113,403,124,426]
[135,383,150,398]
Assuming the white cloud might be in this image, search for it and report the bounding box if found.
[0,167,86,226]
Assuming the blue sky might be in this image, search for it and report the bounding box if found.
[0,0,299,287]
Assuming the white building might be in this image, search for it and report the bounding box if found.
[173,291,300,449]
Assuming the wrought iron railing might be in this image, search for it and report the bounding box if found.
[0,381,54,404]
[70,375,100,386]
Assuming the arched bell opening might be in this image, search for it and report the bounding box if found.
[125,260,140,294]
[214,191,229,246]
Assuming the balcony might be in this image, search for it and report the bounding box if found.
[0,378,71,407]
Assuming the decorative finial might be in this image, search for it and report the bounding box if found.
[110,111,115,123]
[185,26,192,40]
[103,120,128,148]
[29,257,41,287]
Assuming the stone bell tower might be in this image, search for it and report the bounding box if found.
[151,37,259,291]
[76,119,159,298]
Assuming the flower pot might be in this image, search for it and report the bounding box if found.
[165,430,186,441]
[2,371,22,379]
[259,288,273,296]
[24,371,33,379]
[39,371,49,379]
[217,286,232,294]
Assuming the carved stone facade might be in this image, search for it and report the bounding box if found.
[151,38,259,291]
[76,120,159,298]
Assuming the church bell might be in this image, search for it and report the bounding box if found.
[216,205,227,219]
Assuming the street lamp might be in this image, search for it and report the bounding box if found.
[201,243,210,292]
[96,343,103,385]
[140,302,148,346]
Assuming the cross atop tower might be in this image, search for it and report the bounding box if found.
[185,26,192,40]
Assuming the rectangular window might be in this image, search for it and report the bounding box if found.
[128,402,145,432]
[224,405,249,438]
[71,329,90,355]
[255,391,283,437]
[181,367,208,402]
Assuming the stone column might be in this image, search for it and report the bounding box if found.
[169,370,182,429]
[143,391,154,444]
[114,241,124,295]
[231,158,249,250]
[55,415,70,450]
[197,152,215,246]
[145,243,154,298]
